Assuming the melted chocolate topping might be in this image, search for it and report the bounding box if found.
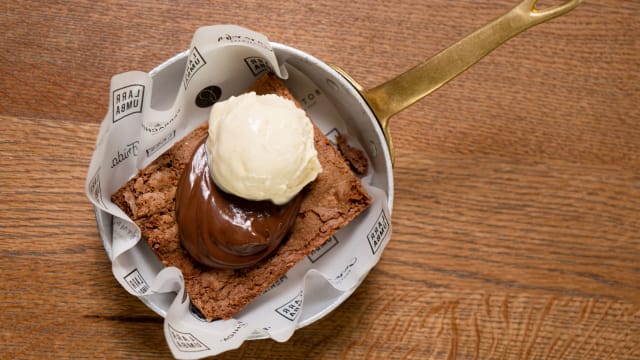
[175,139,303,269]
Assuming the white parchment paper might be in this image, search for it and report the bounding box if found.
[85,25,391,359]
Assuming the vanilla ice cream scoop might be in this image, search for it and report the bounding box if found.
[206,92,322,205]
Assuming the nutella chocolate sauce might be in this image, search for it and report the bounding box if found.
[176,139,303,269]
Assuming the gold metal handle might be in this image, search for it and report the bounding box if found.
[333,0,582,163]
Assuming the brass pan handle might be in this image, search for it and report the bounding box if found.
[332,0,583,163]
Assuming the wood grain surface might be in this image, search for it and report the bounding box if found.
[1,0,638,359]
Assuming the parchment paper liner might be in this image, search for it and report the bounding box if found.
[86,25,391,359]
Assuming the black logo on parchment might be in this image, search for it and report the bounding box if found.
[167,324,209,352]
[195,86,222,108]
[184,47,206,90]
[275,291,303,322]
[244,57,269,76]
[113,217,138,239]
[142,108,180,135]
[367,210,390,255]
[124,268,149,295]
[264,274,288,294]
[112,84,145,123]
[222,321,247,342]
[333,257,357,284]
[87,169,106,208]
[146,130,176,157]
[298,88,322,109]
[111,141,139,168]
[217,33,271,51]
[308,236,339,263]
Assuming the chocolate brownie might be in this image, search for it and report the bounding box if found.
[111,74,371,320]
[336,134,368,176]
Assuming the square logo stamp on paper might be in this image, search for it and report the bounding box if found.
[367,210,390,255]
[112,84,145,123]
[123,268,149,295]
[167,324,210,352]
[275,291,303,322]
[307,236,339,263]
[183,47,206,90]
[244,56,269,76]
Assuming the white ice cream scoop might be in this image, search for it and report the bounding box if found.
[206,92,322,205]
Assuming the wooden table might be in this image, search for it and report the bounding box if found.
[1,0,638,358]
